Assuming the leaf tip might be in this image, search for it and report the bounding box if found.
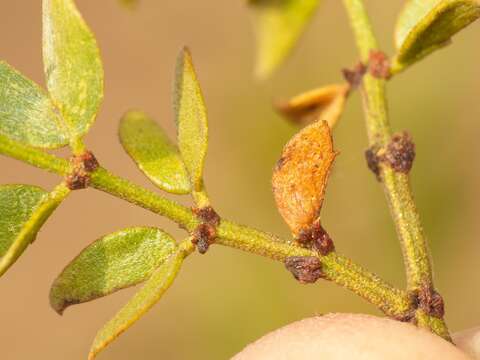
[119,109,142,124]
[177,46,193,68]
[49,288,69,315]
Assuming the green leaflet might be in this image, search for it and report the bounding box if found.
[393,0,480,72]
[43,0,104,141]
[50,227,177,314]
[119,111,191,194]
[0,62,69,149]
[174,48,208,192]
[249,0,320,79]
[0,185,46,257]
[88,248,186,360]
[0,183,69,277]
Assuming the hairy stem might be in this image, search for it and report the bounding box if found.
[342,0,449,339]
[0,136,410,319]
[91,168,199,230]
[0,135,71,175]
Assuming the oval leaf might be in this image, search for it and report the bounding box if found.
[119,111,191,194]
[0,183,69,277]
[0,61,69,148]
[249,0,320,79]
[174,48,208,192]
[276,84,349,128]
[393,0,480,72]
[272,120,336,235]
[50,227,177,315]
[43,0,104,140]
[88,249,186,360]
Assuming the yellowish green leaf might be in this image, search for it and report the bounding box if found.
[174,48,208,192]
[50,227,177,314]
[272,120,336,235]
[43,0,104,140]
[88,249,186,360]
[276,84,349,128]
[119,111,191,194]
[393,0,480,72]
[0,61,69,148]
[249,0,320,79]
[0,183,69,277]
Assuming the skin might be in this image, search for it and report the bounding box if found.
[232,313,473,360]
[454,326,480,359]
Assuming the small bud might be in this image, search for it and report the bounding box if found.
[276,84,349,128]
[272,121,336,235]
[285,256,324,284]
[66,151,99,190]
[342,62,367,90]
[192,223,216,254]
[384,132,415,174]
[417,285,445,319]
[66,172,89,190]
[193,206,220,226]
[70,151,99,172]
[80,151,99,172]
[298,221,335,256]
[369,50,391,79]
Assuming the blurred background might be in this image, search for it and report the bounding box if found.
[0,0,479,359]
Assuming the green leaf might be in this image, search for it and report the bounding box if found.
[249,0,320,79]
[174,48,208,192]
[88,248,186,360]
[43,0,104,140]
[393,0,480,72]
[0,185,46,257]
[119,111,191,194]
[50,227,177,314]
[0,183,69,277]
[0,61,69,148]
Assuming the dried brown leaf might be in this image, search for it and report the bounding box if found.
[276,84,349,128]
[272,120,336,235]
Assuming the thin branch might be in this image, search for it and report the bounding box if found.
[0,137,410,319]
[342,0,449,339]
[0,135,71,176]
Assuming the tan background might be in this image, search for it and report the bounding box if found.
[1,1,480,359]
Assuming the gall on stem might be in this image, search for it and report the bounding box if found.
[272,120,337,256]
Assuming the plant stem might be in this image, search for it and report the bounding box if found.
[90,168,199,231]
[341,0,378,62]
[0,135,71,175]
[218,220,410,317]
[0,138,410,319]
[92,169,410,318]
[342,0,449,339]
